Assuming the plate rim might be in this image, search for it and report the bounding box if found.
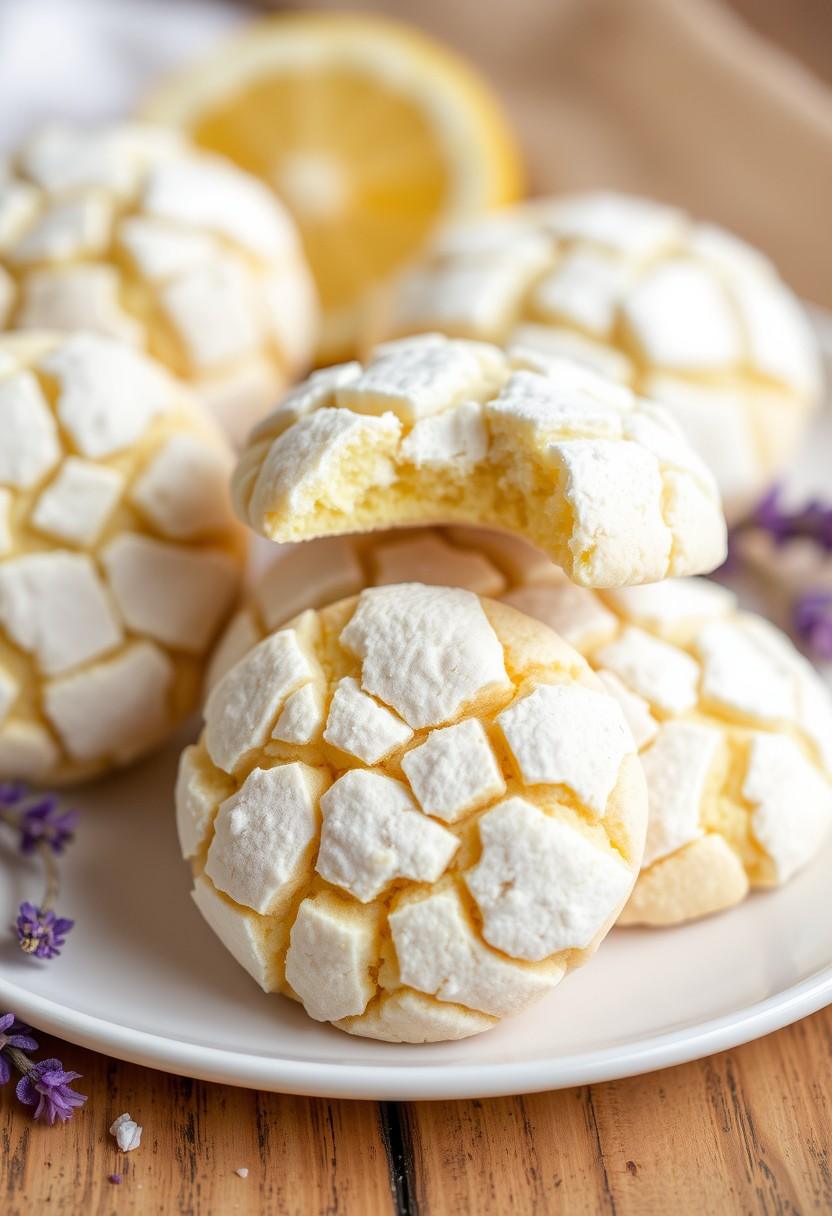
[2,963,831,1100]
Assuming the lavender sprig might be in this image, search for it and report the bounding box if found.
[0,1011,87,1124]
[0,785,77,961]
[753,486,832,551]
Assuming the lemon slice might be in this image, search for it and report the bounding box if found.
[143,13,523,362]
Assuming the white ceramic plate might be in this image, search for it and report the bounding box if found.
[2,330,831,1101]
[1,735,831,1100]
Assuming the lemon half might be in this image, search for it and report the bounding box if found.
[143,13,524,362]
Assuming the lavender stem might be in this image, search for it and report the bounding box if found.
[36,842,60,914]
[3,1045,34,1078]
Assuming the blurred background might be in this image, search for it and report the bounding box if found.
[1,0,830,304]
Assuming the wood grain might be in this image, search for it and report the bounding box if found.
[3,1008,831,1215]
[403,1009,832,1215]
[1,1036,392,1216]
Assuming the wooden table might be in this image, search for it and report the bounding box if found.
[3,1006,830,1214]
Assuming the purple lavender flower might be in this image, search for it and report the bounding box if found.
[0,1013,38,1085]
[15,902,74,960]
[794,589,832,660]
[0,781,27,807]
[754,486,792,543]
[0,1014,86,1126]
[754,487,832,551]
[17,798,78,856]
[15,1058,87,1124]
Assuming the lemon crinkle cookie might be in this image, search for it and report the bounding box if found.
[0,122,317,443]
[0,331,247,784]
[179,583,647,1042]
[379,193,823,519]
[210,528,832,925]
[232,334,727,588]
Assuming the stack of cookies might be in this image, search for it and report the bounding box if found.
[0,61,830,1045]
[189,305,831,1042]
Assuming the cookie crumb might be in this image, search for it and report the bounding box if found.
[110,1112,142,1152]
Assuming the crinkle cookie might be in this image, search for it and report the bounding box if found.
[0,331,247,784]
[180,584,646,1042]
[210,528,832,925]
[377,193,823,520]
[0,122,317,443]
[232,334,726,588]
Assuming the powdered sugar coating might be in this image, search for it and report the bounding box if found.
[316,769,459,902]
[234,335,726,590]
[206,764,326,914]
[594,627,700,715]
[498,683,633,817]
[41,333,173,458]
[31,457,124,546]
[380,193,821,519]
[466,797,633,960]
[338,338,502,424]
[743,735,832,883]
[389,886,560,1018]
[183,587,646,1042]
[0,122,316,443]
[0,372,60,488]
[205,629,317,776]
[272,683,325,745]
[211,527,832,928]
[339,583,510,728]
[323,677,413,764]
[285,894,379,1023]
[44,641,173,764]
[401,719,505,822]
[130,433,233,539]
[102,534,240,654]
[0,331,245,784]
[0,552,122,675]
[399,399,488,470]
[639,722,721,867]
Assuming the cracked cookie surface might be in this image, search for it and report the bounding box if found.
[0,122,316,443]
[0,330,246,784]
[181,583,646,1042]
[232,334,726,588]
[376,193,822,520]
[211,527,832,926]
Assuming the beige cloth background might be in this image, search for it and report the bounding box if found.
[280,0,832,307]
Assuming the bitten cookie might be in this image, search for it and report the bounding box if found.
[211,528,832,925]
[232,334,726,588]
[179,584,647,1042]
[378,193,823,520]
[0,122,317,443]
[0,331,247,784]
